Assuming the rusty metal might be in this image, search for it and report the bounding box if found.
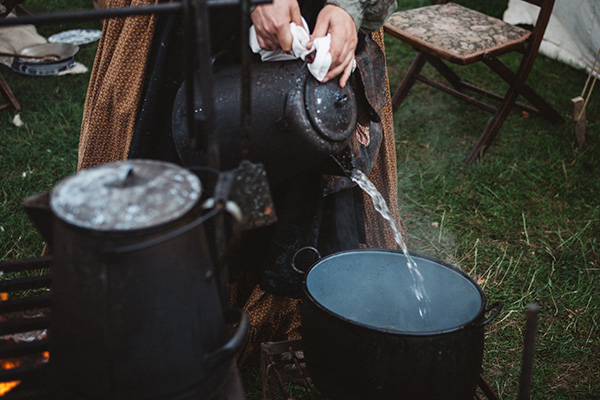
[261,340,326,400]
[215,161,276,231]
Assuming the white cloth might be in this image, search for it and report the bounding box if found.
[504,0,600,74]
[0,13,46,67]
[249,18,335,82]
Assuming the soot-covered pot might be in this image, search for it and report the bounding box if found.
[300,249,501,400]
[48,160,247,400]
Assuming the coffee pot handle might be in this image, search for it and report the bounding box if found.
[205,309,249,369]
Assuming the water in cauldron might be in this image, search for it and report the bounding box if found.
[350,169,432,326]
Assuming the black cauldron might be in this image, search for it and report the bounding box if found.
[300,249,501,400]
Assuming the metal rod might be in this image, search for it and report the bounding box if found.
[0,3,182,26]
[239,0,252,159]
[0,339,48,359]
[0,0,274,28]
[0,257,52,274]
[518,303,540,400]
[0,295,51,314]
[0,316,49,336]
[0,275,51,293]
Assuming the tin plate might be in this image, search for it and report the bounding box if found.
[48,29,102,46]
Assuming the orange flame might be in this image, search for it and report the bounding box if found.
[0,359,22,396]
[0,381,20,396]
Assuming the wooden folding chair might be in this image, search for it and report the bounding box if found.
[384,0,564,163]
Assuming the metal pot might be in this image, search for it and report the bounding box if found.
[171,60,357,185]
[11,43,79,76]
[35,160,247,400]
[299,249,501,400]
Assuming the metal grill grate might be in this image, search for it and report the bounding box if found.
[260,339,501,400]
[0,256,53,399]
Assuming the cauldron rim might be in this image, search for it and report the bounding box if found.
[303,248,488,336]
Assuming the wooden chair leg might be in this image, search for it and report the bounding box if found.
[391,52,427,112]
[466,87,519,163]
[483,54,563,125]
[0,72,21,111]
[426,55,465,90]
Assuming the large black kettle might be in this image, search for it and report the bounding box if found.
[172,60,357,186]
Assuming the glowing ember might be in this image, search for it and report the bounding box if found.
[0,381,20,396]
[0,359,21,396]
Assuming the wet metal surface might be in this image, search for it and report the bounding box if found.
[50,160,201,231]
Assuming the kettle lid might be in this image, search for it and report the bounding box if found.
[304,76,357,142]
[50,160,201,231]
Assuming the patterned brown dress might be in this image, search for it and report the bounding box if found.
[78,0,403,364]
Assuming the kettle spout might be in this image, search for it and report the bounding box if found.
[323,146,356,177]
[22,192,54,247]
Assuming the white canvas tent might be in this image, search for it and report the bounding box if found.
[504,0,599,74]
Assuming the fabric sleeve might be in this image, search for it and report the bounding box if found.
[325,0,396,34]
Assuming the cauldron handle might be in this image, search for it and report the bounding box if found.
[473,302,503,328]
[291,246,321,276]
[205,309,249,368]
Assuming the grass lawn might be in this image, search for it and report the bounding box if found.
[1,0,599,399]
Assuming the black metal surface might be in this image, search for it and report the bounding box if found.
[172,60,355,186]
[518,303,540,400]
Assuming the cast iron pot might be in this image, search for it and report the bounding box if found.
[298,249,501,400]
[38,160,247,400]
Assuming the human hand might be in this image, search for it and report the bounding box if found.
[251,0,304,52]
[308,4,357,87]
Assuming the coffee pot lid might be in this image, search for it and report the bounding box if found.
[50,160,201,231]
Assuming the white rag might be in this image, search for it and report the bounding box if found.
[249,18,333,82]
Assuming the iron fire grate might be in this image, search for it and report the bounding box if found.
[260,339,501,400]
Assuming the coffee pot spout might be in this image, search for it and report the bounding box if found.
[21,191,54,247]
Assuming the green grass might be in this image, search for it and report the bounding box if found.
[1,0,599,399]
[385,1,600,398]
[1,0,99,259]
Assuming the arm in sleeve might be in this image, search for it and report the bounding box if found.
[324,0,397,34]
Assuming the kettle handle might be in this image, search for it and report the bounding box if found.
[290,246,321,276]
[473,302,503,328]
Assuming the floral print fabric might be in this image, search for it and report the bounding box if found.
[385,3,531,64]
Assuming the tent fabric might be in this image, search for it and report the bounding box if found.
[503,0,599,74]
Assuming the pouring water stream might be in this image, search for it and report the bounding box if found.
[350,169,433,327]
